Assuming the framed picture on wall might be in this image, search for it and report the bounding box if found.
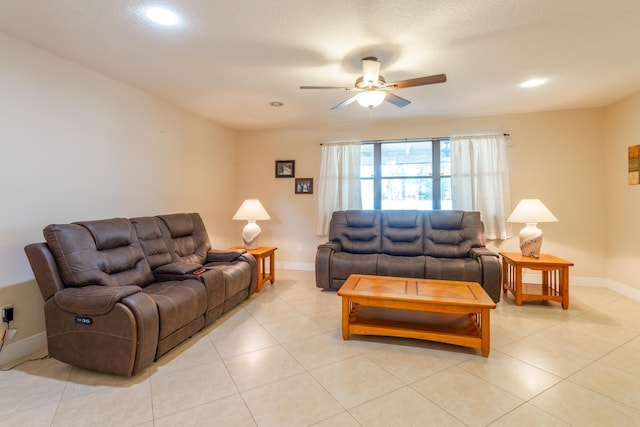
[295,178,313,194]
[629,145,640,185]
[275,160,295,178]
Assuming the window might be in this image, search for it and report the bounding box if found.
[360,139,451,210]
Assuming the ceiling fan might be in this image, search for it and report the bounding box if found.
[300,57,446,110]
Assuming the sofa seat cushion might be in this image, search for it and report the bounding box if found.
[424,256,482,284]
[332,252,378,280]
[205,261,251,298]
[377,254,425,278]
[142,280,206,340]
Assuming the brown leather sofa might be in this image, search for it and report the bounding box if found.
[24,213,257,376]
[315,210,502,302]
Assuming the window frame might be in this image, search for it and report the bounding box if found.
[361,138,450,210]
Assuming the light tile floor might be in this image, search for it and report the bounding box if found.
[2,270,640,426]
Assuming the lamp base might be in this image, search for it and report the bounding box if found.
[242,221,261,250]
[519,223,543,258]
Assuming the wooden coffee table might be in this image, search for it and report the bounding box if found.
[337,274,497,356]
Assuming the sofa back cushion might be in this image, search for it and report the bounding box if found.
[43,218,153,287]
[381,210,423,256]
[329,210,381,254]
[157,213,211,264]
[423,211,484,258]
[130,216,173,269]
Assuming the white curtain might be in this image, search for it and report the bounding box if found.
[316,141,362,236]
[450,134,512,240]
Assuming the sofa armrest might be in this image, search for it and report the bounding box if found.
[207,249,247,263]
[318,241,341,253]
[470,247,499,259]
[120,292,160,374]
[315,241,341,289]
[24,242,65,301]
[154,262,202,275]
[53,285,142,315]
[470,248,502,303]
[45,286,158,376]
[236,253,258,294]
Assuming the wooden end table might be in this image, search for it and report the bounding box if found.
[229,246,277,292]
[499,252,574,309]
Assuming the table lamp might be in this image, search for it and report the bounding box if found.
[506,199,558,258]
[232,199,271,249]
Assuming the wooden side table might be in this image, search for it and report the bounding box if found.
[229,246,277,292]
[499,252,574,309]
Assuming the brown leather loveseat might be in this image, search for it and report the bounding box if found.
[24,213,257,376]
[315,210,501,302]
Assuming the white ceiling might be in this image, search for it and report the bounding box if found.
[1,0,640,131]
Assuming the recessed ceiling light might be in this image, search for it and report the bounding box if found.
[143,6,181,26]
[519,78,548,88]
[270,101,284,107]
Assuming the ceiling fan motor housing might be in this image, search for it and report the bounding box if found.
[359,56,383,88]
[355,75,386,89]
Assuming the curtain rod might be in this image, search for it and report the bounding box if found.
[320,134,510,145]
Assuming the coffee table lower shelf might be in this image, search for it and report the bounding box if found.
[344,305,485,355]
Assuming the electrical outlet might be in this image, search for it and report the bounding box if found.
[2,305,13,323]
[5,328,17,340]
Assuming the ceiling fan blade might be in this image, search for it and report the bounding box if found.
[331,95,358,110]
[387,73,447,89]
[361,57,381,87]
[300,85,351,90]
[385,92,411,108]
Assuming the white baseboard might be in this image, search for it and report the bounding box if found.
[571,276,608,288]
[0,331,46,366]
[607,279,640,301]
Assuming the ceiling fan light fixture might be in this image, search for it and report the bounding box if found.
[356,90,386,109]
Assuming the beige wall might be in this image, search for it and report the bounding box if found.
[604,92,640,291]
[0,34,239,363]
[236,108,608,279]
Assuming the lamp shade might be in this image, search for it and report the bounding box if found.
[232,199,270,249]
[507,199,557,258]
[356,90,386,109]
[232,199,271,221]
[506,199,558,224]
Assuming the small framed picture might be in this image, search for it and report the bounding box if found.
[275,160,295,178]
[295,178,313,194]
